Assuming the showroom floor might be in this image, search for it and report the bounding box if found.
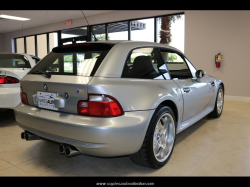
[0,100,250,176]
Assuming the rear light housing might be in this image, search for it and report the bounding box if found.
[77,94,124,117]
[0,76,19,84]
[20,87,29,105]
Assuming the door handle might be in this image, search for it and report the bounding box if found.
[183,87,191,93]
[209,81,215,86]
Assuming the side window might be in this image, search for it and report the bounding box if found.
[64,54,73,73]
[160,49,192,79]
[184,57,197,78]
[122,47,170,80]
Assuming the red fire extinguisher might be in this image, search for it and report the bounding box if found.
[215,52,222,68]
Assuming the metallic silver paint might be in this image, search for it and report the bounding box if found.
[14,41,224,157]
[15,103,155,156]
[20,75,92,114]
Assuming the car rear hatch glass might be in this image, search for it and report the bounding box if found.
[0,54,31,68]
[29,43,114,76]
[22,43,114,114]
[0,54,31,87]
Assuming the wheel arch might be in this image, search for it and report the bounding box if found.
[156,100,179,125]
[220,82,225,94]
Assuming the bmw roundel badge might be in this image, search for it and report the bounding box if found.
[43,84,48,90]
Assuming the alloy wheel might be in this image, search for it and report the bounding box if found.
[153,113,175,162]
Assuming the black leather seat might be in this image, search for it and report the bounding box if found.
[130,56,155,78]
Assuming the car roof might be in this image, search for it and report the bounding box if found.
[73,40,183,54]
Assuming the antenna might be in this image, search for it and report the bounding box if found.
[81,10,98,42]
[22,23,24,69]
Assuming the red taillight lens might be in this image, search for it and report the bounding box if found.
[20,87,29,105]
[77,94,123,117]
[0,77,4,83]
[0,76,19,84]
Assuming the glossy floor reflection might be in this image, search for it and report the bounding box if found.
[0,100,250,176]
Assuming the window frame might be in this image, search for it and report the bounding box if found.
[158,47,193,79]
[183,55,197,78]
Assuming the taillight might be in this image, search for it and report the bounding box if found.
[0,76,19,84]
[77,94,124,117]
[20,87,29,105]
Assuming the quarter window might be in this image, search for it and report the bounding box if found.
[122,47,170,80]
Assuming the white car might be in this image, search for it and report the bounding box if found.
[0,52,38,110]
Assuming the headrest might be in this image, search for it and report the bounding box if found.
[131,56,155,78]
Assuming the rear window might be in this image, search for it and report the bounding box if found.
[29,43,114,76]
[0,54,31,68]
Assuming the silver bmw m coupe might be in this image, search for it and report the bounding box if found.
[14,41,224,168]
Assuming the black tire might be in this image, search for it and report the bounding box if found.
[208,85,224,118]
[129,106,176,169]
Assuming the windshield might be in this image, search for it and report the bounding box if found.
[0,54,31,68]
[29,43,114,76]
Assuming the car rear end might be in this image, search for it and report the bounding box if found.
[14,42,152,157]
[0,54,31,109]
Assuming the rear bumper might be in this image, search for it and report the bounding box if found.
[14,103,154,157]
[0,87,20,109]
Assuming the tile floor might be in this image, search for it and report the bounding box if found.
[0,100,250,176]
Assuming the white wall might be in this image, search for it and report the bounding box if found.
[1,10,250,98]
[185,11,250,98]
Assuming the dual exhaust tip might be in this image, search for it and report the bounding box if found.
[21,132,41,141]
[21,132,80,157]
[58,144,80,157]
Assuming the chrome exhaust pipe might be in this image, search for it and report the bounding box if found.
[58,144,66,154]
[65,146,80,157]
[25,132,41,141]
[21,132,26,139]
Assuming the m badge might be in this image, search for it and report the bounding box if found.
[76,89,84,94]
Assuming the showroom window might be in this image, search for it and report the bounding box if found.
[130,18,154,42]
[61,27,87,39]
[15,12,184,59]
[37,34,47,59]
[108,21,128,40]
[16,37,25,53]
[92,24,106,41]
[49,32,58,52]
[26,36,35,56]
[157,14,185,52]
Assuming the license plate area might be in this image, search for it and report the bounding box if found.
[37,91,58,111]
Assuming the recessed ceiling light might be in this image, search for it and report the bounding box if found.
[0,14,30,21]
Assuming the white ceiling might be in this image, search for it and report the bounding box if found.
[0,10,113,33]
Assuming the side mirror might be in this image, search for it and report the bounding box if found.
[195,70,206,78]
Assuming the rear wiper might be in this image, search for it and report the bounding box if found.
[32,70,51,78]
